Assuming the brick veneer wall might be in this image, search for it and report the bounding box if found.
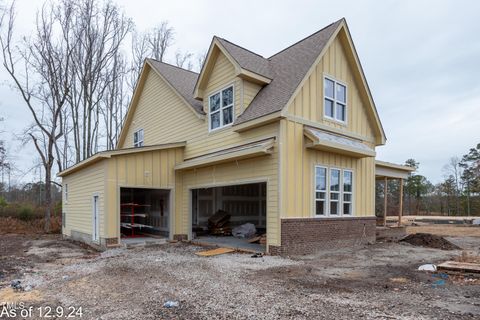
[269,216,376,256]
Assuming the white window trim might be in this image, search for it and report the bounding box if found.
[314,166,328,216]
[133,129,144,147]
[208,84,235,132]
[323,75,347,124]
[64,183,68,204]
[313,165,354,218]
[329,167,341,216]
[343,170,353,216]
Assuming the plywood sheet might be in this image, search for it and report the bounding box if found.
[437,261,480,273]
[195,247,235,257]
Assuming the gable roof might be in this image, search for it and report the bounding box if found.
[215,37,273,80]
[234,20,342,125]
[147,59,204,115]
[129,18,385,145]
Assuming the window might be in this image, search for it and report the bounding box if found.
[133,129,144,147]
[314,166,354,217]
[343,170,353,215]
[324,77,346,122]
[330,169,340,215]
[315,167,327,215]
[209,86,234,131]
[64,184,68,203]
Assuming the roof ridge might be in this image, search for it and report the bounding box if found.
[214,36,268,60]
[147,58,199,75]
[268,18,343,59]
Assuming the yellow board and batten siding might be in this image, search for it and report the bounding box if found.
[281,35,377,218]
[103,148,183,240]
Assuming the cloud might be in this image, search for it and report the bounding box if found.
[1,0,479,183]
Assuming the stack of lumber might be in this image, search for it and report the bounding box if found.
[248,234,267,245]
[208,210,231,236]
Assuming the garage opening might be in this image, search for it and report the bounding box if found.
[120,188,170,240]
[191,182,266,252]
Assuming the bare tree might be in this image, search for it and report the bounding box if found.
[175,49,193,70]
[129,22,174,90]
[0,1,73,231]
[102,51,129,150]
[148,21,174,62]
[196,50,207,72]
[66,0,133,160]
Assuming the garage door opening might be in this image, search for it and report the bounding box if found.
[191,182,266,252]
[120,188,170,240]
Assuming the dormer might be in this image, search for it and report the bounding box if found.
[193,37,272,130]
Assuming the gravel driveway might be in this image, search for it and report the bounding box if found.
[1,235,479,319]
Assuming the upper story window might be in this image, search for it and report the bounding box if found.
[133,129,144,147]
[324,77,347,123]
[315,166,353,217]
[209,86,234,131]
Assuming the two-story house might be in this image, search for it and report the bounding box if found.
[58,18,412,255]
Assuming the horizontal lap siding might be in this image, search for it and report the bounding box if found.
[121,68,205,150]
[287,36,376,142]
[281,120,375,218]
[242,80,262,112]
[120,52,272,161]
[62,161,105,238]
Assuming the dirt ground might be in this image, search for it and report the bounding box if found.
[407,225,480,238]
[1,232,480,319]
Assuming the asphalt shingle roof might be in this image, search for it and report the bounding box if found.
[147,19,342,124]
[147,59,204,114]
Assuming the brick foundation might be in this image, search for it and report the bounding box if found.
[268,216,376,256]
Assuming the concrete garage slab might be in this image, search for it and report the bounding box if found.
[192,236,265,253]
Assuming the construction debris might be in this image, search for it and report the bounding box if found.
[232,223,256,238]
[248,234,266,245]
[418,264,437,272]
[208,210,231,236]
[437,261,480,274]
[195,247,235,257]
[163,301,179,308]
[400,233,461,250]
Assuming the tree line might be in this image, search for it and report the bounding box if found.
[0,0,206,231]
[376,143,480,217]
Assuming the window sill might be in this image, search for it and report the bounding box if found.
[208,123,233,135]
[323,116,348,127]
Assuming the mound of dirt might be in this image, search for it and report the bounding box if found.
[400,233,461,250]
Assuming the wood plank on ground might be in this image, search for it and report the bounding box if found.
[437,261,480,274]
[195,247,235,257]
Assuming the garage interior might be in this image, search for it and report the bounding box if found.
[191,182,267,252]
[120,187,170,239]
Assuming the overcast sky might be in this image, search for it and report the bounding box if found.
[0,0,479,184]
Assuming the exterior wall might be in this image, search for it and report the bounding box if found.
[177,135,280,246]
[242,80,262,112]
[286,36,376,143]
[62,161,105,242]
[269,217,376,256]
[279,119,376,219]
[104,148,183,240]
[119,52,265,160]
[62,147,183,247]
